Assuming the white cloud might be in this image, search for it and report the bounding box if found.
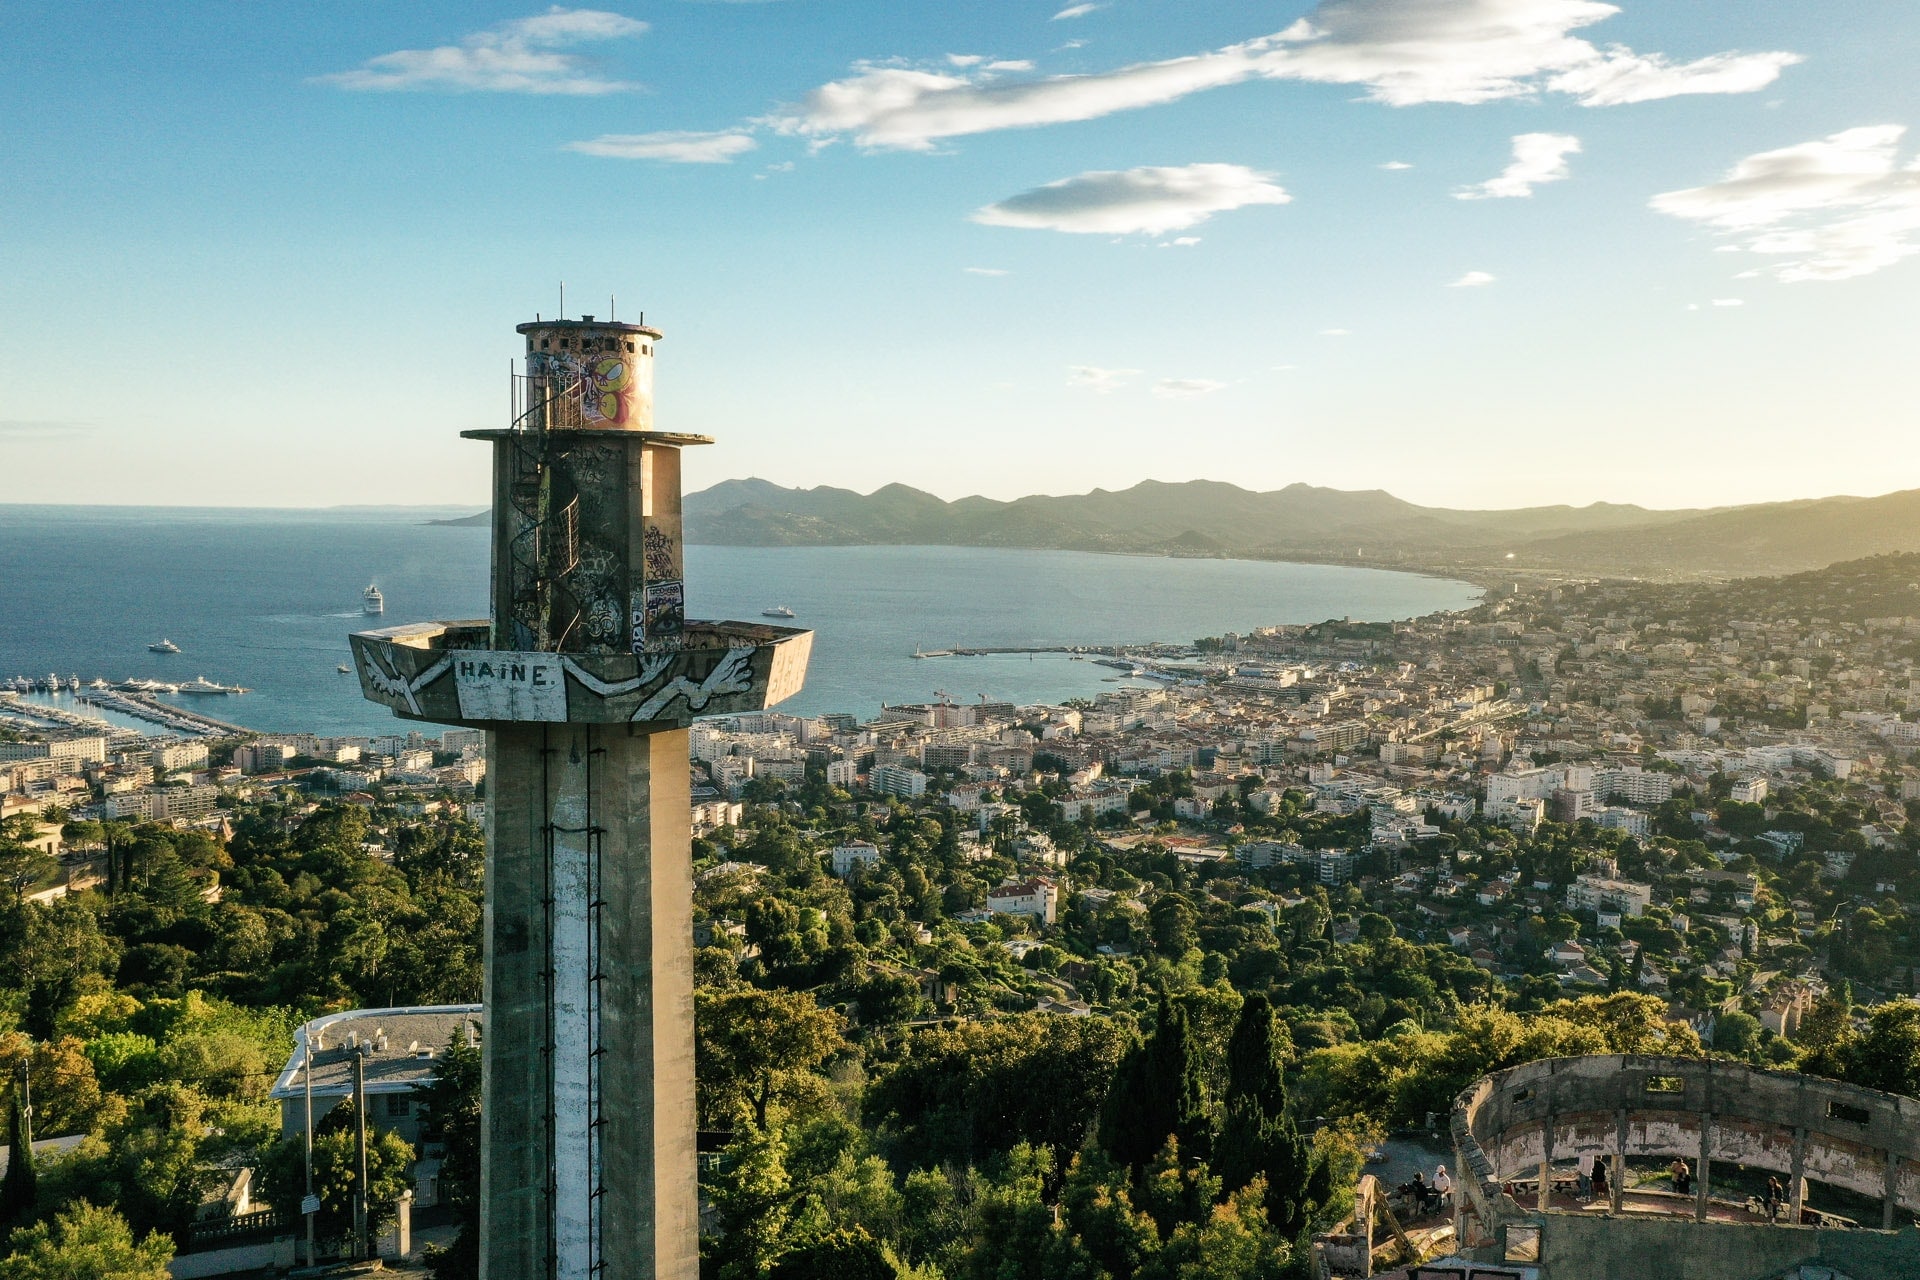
[1650,125,1920,281]
[567,130,757,162]
[771,0,1796,150]
[318,7,648,94]
[947,54,986,67]
[1548,47,1801,107]
[1153,378,1227,398]
[1379,160,1413,170]
[973,163,1290,235]
[1455,132,1580,199]
[987,60,1035,72]
[963,266,1010,275]
[1052,3,1100,18]
[1166,236,1202,246]
[1448,270,1497,287]
[1068,365,1140,393]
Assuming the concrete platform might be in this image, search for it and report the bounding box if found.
[351,619,810,726]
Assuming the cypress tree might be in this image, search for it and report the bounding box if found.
[1099,995,1209,1172]
[1,1067,36,1228]
[1213,994,1315,1236]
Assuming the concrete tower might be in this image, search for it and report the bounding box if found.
[352,314,811,1280]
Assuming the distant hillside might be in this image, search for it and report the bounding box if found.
[683,478,1920,579]
[427,511,489,527]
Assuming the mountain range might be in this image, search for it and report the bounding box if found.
[677,478,1920,580]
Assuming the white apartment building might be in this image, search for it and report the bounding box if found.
[234,742,295,774]
[1060,787,1129,822]
[870,764,929,799]
[690,798,743,836]
[151,741,210,773]
[1566,873,1652,918]
[0,736,108,767]
[1597,807,1651,838]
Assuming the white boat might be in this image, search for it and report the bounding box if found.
[363,584,384,615]
[337,663,352,674]
[761,605,796,619]
[67,676,79,691]
[179,676,244,697]
[149,639,181,654]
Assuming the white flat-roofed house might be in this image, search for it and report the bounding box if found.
[986,877,1058,925]
[268,1004,482,1207]
[828,840,883,878]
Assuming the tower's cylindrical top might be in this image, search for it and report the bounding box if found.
[518,316,663,432]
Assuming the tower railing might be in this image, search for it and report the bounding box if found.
[512,371,598,433]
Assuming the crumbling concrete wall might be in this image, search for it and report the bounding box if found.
[1450,1055,1920,1279]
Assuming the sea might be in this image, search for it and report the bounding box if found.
[0,506,1481,739]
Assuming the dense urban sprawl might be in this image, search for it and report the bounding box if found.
[7,554,1920,1275]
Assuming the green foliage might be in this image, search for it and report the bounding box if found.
[696,988,847,1130]
[1,1077,35,1231]
[0,821,57,905]
[1829,998,1920,1098]
[1213,995,1315,1237]
[417,1029,480,1279]
[768,1226,897,1280]
[1298,994,1700,1128]
[1098,997,1208,1174]
[0,1201,172,1280]
[260,1101,415,1253]
[867,1015,1131,1170]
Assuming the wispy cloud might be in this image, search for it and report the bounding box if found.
[1052,3,1101,18]
[1379,160,1413,170]
[0,420,92,440]
[1651,125,1920,282]
[1456,132,1581,199]
[974,163,1289,235]
[1068,366,1140,393]
[1152,378,1227,398]
[963,266,1010,276]
[771,0,1796,151]
[1713,297,1746,306]
[318,7,648,94]
[566,129,756,162]
[1448,270,1497,287]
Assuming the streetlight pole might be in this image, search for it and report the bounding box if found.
[302,1026,316,1265]
[352,1042,372,1261]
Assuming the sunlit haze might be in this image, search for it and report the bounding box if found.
[3,1,1916,510]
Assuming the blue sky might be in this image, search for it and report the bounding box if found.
[3,0,1917,511]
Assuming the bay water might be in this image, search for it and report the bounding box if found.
[0,506,1480,738]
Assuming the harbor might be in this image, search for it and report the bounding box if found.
[3,680,255,738]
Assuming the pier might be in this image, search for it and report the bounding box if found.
[82,691,252,737]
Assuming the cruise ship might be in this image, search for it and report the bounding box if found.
[761,605,796,619]
[363,584,384,615]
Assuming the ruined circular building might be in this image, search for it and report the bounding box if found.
[1439,1055,1920,1280]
